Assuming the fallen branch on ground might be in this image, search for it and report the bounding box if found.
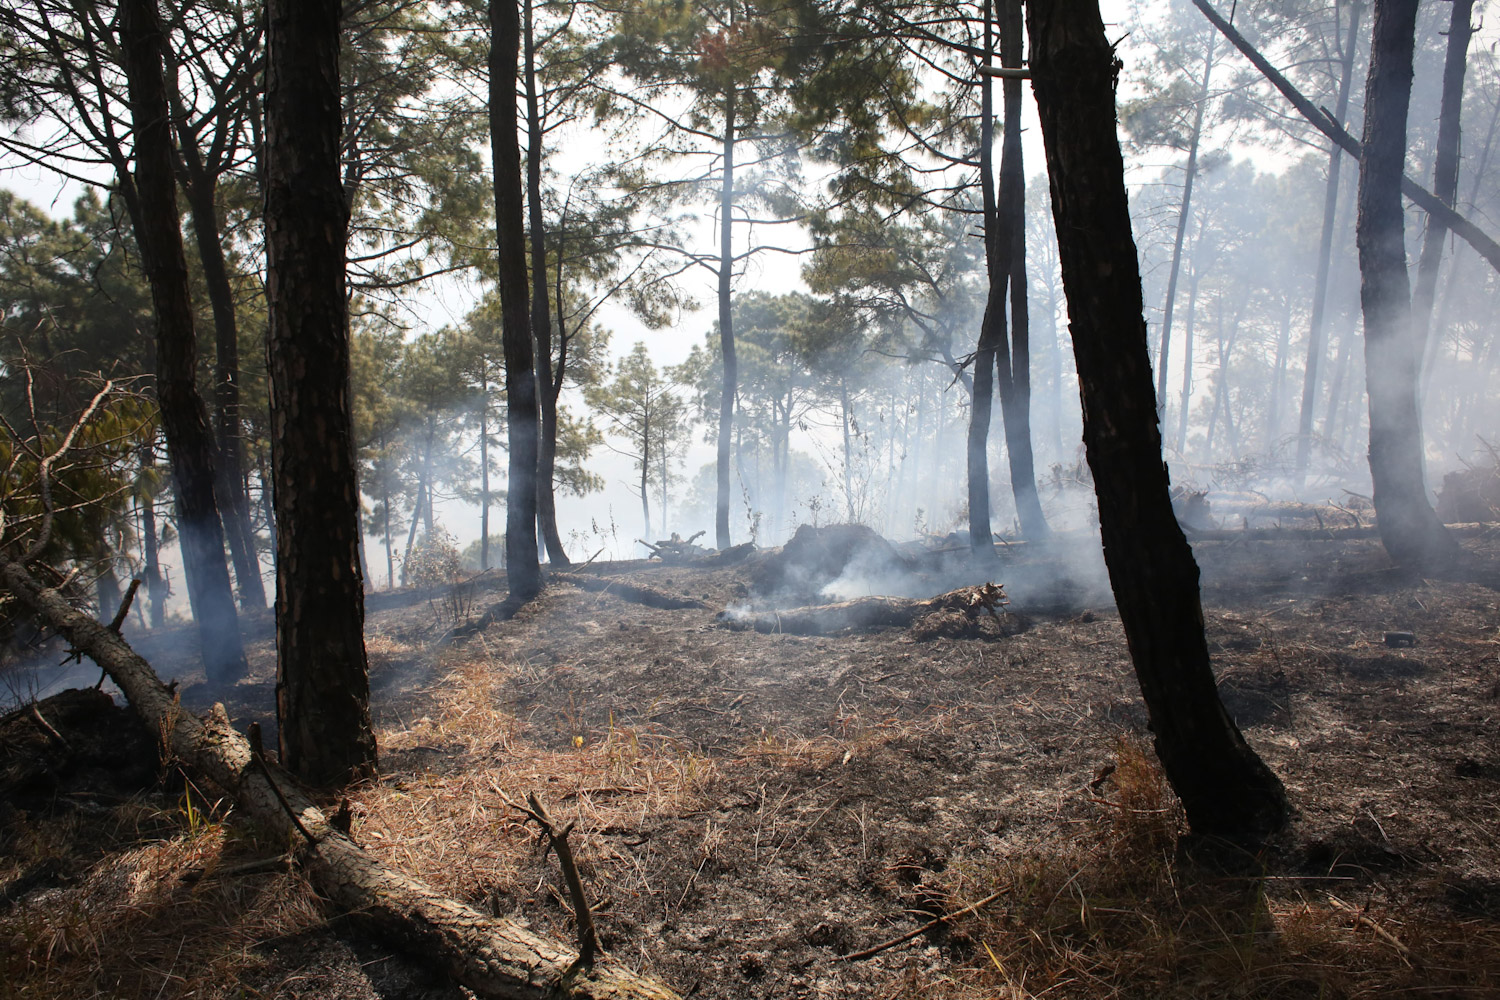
[720,584,1015,636]
[0,555,681,1000]
[836,889,1008,962]
[550,573,709,610]
[1327,893,1419,968]
[1183,522,1496,543]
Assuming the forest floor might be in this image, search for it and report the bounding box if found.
[3,526,1500,999]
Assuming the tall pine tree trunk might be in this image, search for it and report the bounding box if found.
[490,0,541,600]
[716,86,737,551]
[1427,76,1500,400]
[967,0,1009,558]
[1412,0,1474,382]
[1027,0,1288,838]
[479,365,492,572]
[1356,0,1461,569]
[524,0,569,566]
[139,444,166,628]
[119,0,247,686]
[1295,0,1364,479]
[170,128,266,611]
[1175,264,1201,453]
[995,0,1049,539]
[265,0,376,787]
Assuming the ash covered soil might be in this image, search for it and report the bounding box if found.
[4,528,1500,998]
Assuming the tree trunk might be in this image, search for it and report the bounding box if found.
[1295,0,1363,481]
[1412,0,1474,378]
[1175,265,1201,453]
[840,379,855,519]
[1155,31,1213,425]
[641,412,652,540]
[491,0,541,601]
[1046,281,1062,455]
[118,0,246,686]
[384,482,396,589]
[1267,293,1293,447]
[174,145,266,612]
[1027,0,1288,838]
[1426,74,1500,399]
[967,0,1008,558]
[1355,0,1461,569]
[139,445,166,628]
[1323,320,1356,450]
[524,0,569,567]
[716,86,737,551]
[0,557,680,1000]
[995,0,1049,540]
[402,474,427,586]
[480,367,492,573]
[265,0,376,787]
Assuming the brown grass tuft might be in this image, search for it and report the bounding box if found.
[0,792,323,1000]
[351,646,721,909]
[930,737,1500,999]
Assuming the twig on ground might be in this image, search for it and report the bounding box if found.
[503,790,600,969]
[1327,894,1419,968]
[29,702,70,750]
[837,889,1009,962]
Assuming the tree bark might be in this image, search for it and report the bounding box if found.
[1427,78,1500,401]
[1355,0,1462,570]
[118,0,247,686]
[967,0,1008,558]
[170,115,266,612]
[265,0,377,787]
[0,558,680,1000]
[480,365,493,572]
[1412,0,1474,372]
[995,0,1049,540]
[1294,0,1363,480]
[716,85,738,551]
[524,0,569,567]
[139,444,166,628]
[491,0,542,601]
[1027,0,1288,838]
[1175,263,1201,453]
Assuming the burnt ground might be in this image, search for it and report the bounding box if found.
[3,529,1500,999]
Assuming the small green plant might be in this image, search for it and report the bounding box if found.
[406,528,473,626]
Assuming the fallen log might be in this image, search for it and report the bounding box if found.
[1183,521,1497,543]
[550,572,709,610]
[719,584,1019,637]
[0,556,680,1000]
[697,542,756,566]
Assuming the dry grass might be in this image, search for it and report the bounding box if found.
[927,737,1500,1000]
[351,646,722,908]
[0,789,323,1000]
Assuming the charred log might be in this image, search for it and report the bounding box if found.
[551,573,710,611]
[719,584,1021,638]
